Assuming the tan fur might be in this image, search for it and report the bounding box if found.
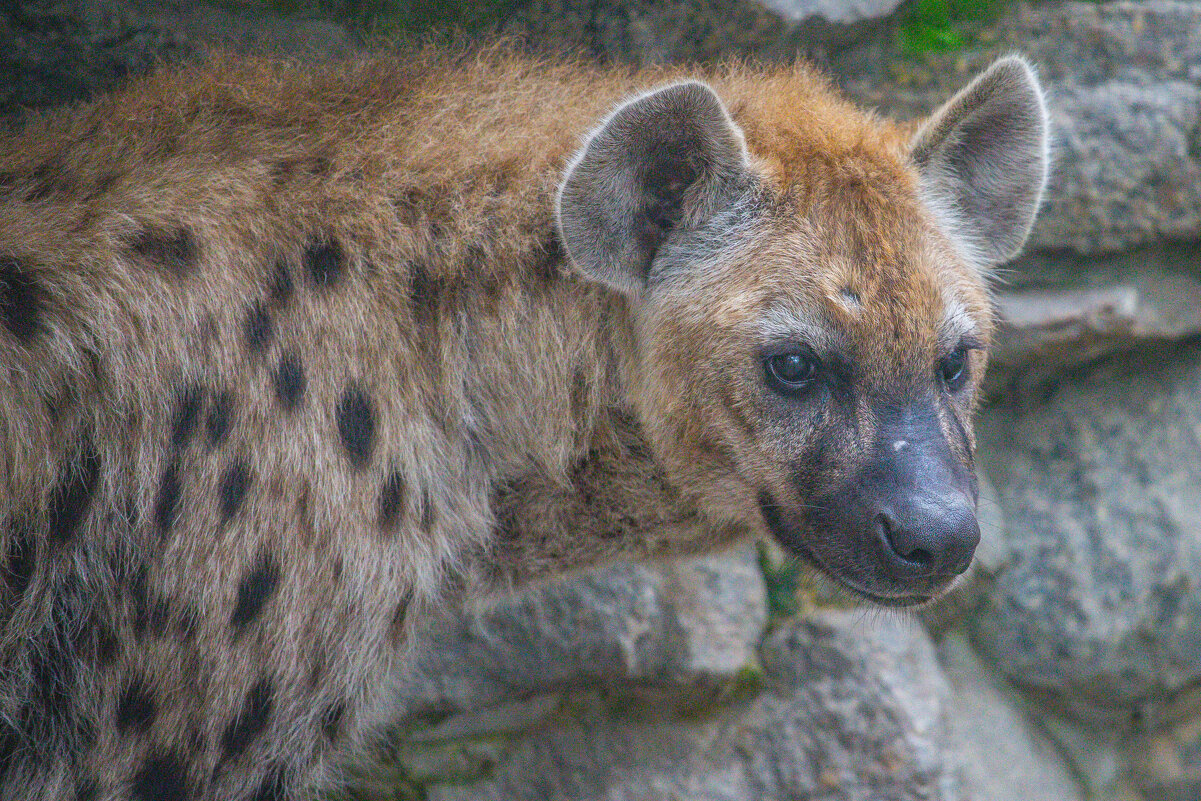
[0,45,1042,799]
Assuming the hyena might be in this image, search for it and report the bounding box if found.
[0,46,1047,799]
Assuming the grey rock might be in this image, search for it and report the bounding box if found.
[938,632,1084,801]
[394,547,767,722]
[973,339,1201,724]
[755,0,905,25]
[1031,79,1201,254]
[1,0,357,117]
[988,250,1201,386]
[421,611,962,801]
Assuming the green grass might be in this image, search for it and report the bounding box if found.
[896,0,1003,56]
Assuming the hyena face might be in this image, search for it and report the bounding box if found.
[559,58,1049,605]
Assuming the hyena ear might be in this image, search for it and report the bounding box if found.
[911,55,1050,269]
[557,81,750,295]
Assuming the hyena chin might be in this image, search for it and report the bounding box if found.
[560,55,1048,607]
[0,46,1047,798]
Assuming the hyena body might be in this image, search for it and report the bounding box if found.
[0,47,1047,799]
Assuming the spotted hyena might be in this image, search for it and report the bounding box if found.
[0,46,1047,799]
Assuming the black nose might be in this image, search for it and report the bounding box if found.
[877,496,980,579]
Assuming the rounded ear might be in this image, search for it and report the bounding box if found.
[556,81,750,296]
[911,55,1051,270]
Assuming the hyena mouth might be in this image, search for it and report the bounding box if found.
[757,489,943,608]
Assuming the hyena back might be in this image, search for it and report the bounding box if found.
[0,47,1047,799]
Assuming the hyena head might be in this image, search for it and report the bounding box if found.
[558,57,1049,606]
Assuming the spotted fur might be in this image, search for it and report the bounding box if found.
[0,45,1047,799]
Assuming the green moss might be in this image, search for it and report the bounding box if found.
[896,0,1003,56]
[756,541,803,618]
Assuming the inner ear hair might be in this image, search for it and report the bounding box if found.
[556,81,750,296]
[911,55,1051,270]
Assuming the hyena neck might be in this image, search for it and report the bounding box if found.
[449,228,711,591]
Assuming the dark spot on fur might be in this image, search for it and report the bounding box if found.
[409,260,440,322]
[129,226,199,276]
[116,677,157,734]
[149,597,172,637]
[273,352,305,411]
[377,471,406,534]
[76,780,99,801]
[87,172,120,201]
[207,390,234,449]
[175,603,200,642]
[231,554,280,633]
[387,587,414,645]
[5,518,37,599]
[304,239,344,288]
[26,160,73,202]
[171,385,205,451]
[248,764,288,801]
[336,386,375,469]
[244,303,273,355]
[153,462,181,539]
[48,442,101,546]
[419,488,436,533]
[321,700,347,742]
[0,259,44,344]
[88,620,120,667]
[268,260,293,306]
[222,678,275,760]
[131,751,190,801]
[220,462,251,522]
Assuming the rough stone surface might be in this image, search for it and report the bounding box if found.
[974,340,1201,725]
[988,253,1201,387]
[415,611,962,801]
[1,0,357,116]
[394,548,768,722]
[938,632,1084,801]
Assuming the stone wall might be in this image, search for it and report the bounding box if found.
[5,2,1201,799]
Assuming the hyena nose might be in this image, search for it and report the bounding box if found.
[876,497,980,579]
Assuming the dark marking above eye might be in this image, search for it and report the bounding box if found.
[219,461,251,522]
[48,442,101,546]
[0,259,44,345]
[336,386,375,469]
[75,780,98,801]
[222,678,274,759]
[304,239,344,288]
[153,462,181,539]
[129,226,199,276]
[231,553,281,632]
[115,677,157,734]
[377,471,407,534]
[171,384,205,451]
[131,751,190,801]
[207,390,234,448]
[273,352,306,411]
[244,303,273,355]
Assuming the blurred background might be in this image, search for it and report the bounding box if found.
[4,1,1200,799]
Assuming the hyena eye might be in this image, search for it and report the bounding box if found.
[940,347,970,391]
[765,352,819,393]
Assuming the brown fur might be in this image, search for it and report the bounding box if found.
[0,45,1044,799]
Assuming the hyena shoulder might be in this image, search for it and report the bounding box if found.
[0,48,1047,798]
